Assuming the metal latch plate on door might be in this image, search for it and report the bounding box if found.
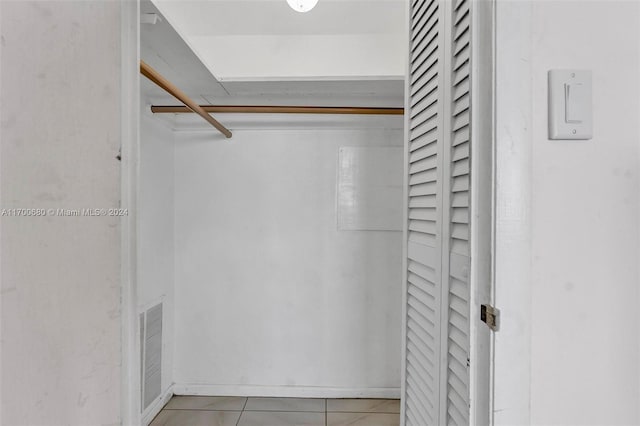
[481,304,500,331]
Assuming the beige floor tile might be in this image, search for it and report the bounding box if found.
[237,411,325,426]
[326,398,401,414]
[327,412,400,426]
[244,397,325,412]
[150,409,241,426]
[165,396,247,411]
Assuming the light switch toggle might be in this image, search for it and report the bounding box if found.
[565,82,587,123]
[548,69,592,140]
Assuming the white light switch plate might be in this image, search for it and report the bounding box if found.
[548,70,592,140]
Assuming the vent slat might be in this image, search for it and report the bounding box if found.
[452,190,469,207]
[409,181,438,197]
[452,159,469,177]
[451,223,469,240]
[411,59,439,97]
[409,195,437,209]
[453,126,470,146]
[409,168,438,186]
[453,60,471,87]
[412,6,440,57]
[409,154,438,175]
[406,378,435,422]
[447,358,469,398]
[447,390,468,426]
[410,126,438,152]
[410,116,439,141]
[409,219,437,234]
[411,98,438,126]
[451,239,469,256]
[411,74,439,108]
[451,207,469,224]
[409,206,438,221]
[453,93,470,116]
[409,231,436,248]
[409,284,437,315]
[411,0,428,23]
[452,140,469,163]
[452,175,469,193]
[453,44,470,71]
[453,77,469,100]
[407,355,437,397]
[452,108,470,131]
[408,305,437,341]
[411,86,439,120]
[454,11,470,40]
[410,141,438,163]
[406,361,436,404]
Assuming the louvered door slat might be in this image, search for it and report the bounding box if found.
[443,0,472,423]
[410,119,439,142]
[411,75,439,109]
[410,168,438,185]
[403,0,477,425]
[410,142,439,163]
[406,360,436,401]
[412,9,440,58]
[411,127,438,151]
[409,207,438,222]
[447,393,467,426]
[409,154,437,174]
[412,36,439,79]
[411,100,439,127]
[451,159,469,176]
[406,382,434,423]
[412,86,439,119]
[411,60,440,97]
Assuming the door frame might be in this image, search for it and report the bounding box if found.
[120,0,141,424]
[469,1,495,425]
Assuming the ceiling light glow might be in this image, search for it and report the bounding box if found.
[287,0,319,13]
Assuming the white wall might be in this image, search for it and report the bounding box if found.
[495,1,640,424]
[152,0,406,80]
[0,2,123,424]
[172,126,403,397]
[139,110,175,410]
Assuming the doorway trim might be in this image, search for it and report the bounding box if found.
[469,1,496,425]
[120,0,141,424]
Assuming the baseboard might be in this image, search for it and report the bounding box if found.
[142,385,174,426]
[172,384,401,399]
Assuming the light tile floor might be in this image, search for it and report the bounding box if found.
[150,396,401,426]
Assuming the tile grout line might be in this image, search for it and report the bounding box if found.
[236,397,249,426]
[325,398,328,426]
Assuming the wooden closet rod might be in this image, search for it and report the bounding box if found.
[140,60,232,138]
[150,105,405,115]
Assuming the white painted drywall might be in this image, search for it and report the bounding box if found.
[139,109,175,407]
[151,0,406,80]
[0,2,123,424]
[529,2,640,424]
[494,1,640,424]
[172,127,403,396]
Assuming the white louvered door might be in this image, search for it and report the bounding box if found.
[402,0,492,425]
[404,0,445,424]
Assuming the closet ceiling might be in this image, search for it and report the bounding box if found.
[141,0,405,107]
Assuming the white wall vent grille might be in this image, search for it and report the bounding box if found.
[141,303,163,410]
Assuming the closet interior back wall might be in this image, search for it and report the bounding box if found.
[171,127,404,397]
